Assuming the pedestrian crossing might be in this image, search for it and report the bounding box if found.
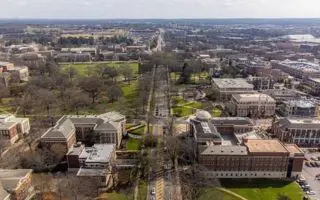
[155,149,164,200]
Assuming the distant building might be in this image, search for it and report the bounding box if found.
[229,93,276,117]
[262,89,307,102]
[0,169,33,200]
[0,62,29,83]
[273,117,320,147]
[7,66,29,82]
[211,78,255,101]
[189,111,304,179]
[55,53,92,62]
[304,78,320,95]
[271,60,320,79]
[247,76,274,90]
[41,112,126,151]
[0,115,30,144]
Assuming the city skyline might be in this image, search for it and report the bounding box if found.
[1,0,320,19]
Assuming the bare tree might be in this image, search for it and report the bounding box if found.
[107,84,123,103]
[0,83,9,104]
[78,76,103,104]
[36,88,56,115]
[119,64,134,84]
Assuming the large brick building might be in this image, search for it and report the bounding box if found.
[189,111,304,179]
[41,112,126,151]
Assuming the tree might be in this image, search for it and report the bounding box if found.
[143,135,157,148]
[69,92,90,115]
[107,85,123,103]
[178,63,191,84]
[79,76,103,104]
[119,65,134,84]
[0,83,9,104]
[103,67,118,83]
[36,89,56,115]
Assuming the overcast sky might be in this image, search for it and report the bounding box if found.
[1,0,320,19]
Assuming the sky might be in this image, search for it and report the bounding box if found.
[1,0,320,19]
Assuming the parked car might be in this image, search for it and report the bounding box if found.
[315,162,320,167]
[310,162,317,167]
[305,162,311,167]
[311,157,318,161]
[307,191,316,195]
[151,187,156,195]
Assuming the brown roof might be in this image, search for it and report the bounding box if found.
[284,144,303,154]
[245,139,288,153]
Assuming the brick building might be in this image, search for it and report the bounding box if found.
[189,111,304,179]
[41,112,126,151]
[0,115,30,144]
[0,169,33,200]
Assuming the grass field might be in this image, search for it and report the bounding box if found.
[197,188,241,200]
[129,125,145,136]
[212,108,222,117]
[126,138,141,151]
[60,61,139,77]
[137,181,148,200]
[172,106,194,117]
[96,192,128,200]
[221,179,304,200]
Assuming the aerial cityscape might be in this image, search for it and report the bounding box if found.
[1,1,320,200]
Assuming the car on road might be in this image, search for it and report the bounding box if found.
[150,196,156,200]
[151,187,156,195]
[306,191,316,195]
[310,162,317,167]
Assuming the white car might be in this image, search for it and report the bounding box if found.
[151,187,156,195]
[307,191,316,195]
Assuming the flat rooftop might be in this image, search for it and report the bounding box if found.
[284,144,303,154]
[79,144,115,163]
[284,99,317,108]
[287,118,320,124]
[212,78,254,89]
[232,93,275,103]
[77,168,107,177]
[309,78,320,84]
[245,139,288,153]
[211,117,254,126]
[201,145,248,155]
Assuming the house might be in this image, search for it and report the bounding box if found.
[0,115,30,144]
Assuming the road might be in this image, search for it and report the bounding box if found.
[302,152,320,200]
[147,66,172,200]
[153,28,165,52]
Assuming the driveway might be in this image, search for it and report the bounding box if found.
[301,152,320,200]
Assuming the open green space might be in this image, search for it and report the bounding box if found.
[137,181,148,200]
[60,61,139,77]
[212,108,222,117]
[96,192,128,200]
[172,106,194,117]
[129,125,145,136]
[186,101,203,109]
[221,179,303,200]
[197,188,241,200]
[126,138,141,151]
[0,98,15,114]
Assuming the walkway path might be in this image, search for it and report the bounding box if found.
[216,187,248,200]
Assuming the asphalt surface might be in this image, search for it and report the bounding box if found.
[302,152,320,200]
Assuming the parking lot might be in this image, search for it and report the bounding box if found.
[301,152,320,200]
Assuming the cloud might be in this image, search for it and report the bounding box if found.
[0,0,320,19]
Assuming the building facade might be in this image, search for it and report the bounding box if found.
[229,93,276,117]
[273,118,320,147]
[0,115,30,144]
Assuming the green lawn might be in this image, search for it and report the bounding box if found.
[186,101,203,109]
[172,106,194,117]
[212,108,222,117]
[137,181,148,200]
[126,138,141,151]
[221,179,304,200]
[129,125,145,136]
[60,61,139,77]
[197,188,241,200]
[96,192,128,200]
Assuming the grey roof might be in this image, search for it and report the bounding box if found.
[232,93,275,103]
[210,117,254,126]
[41,112,123,140]
[190,118,221,140]
[201,145,248,155]
[284,99,317,108]
[41,117,75,139]
[279,117,320,128]
[0,169,32,192]
[79,144,115,163]
[212,78,254,89]
[0,122,16,130]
